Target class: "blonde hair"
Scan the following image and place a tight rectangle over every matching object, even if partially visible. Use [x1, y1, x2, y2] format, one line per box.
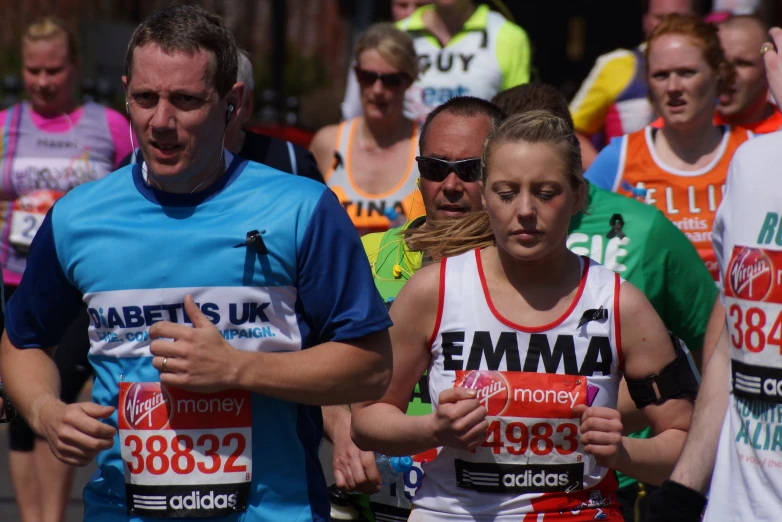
[23, 17, 80, 65]
[354, 23, 418, 81]
[407, 110, 584, 262]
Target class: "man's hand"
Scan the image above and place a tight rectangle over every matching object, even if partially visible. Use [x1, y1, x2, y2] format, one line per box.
[763, 28, 782, 107]
[430, 387, 488, 451]
[37, 397, 116, 466]
[574, 405, 626, 469]
[150, 295, 241, 392]
[330, 408, 382, 494]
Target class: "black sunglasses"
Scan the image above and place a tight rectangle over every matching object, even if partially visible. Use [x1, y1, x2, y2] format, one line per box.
[416, 156, 482, 182]
[355, 67, 409, 88]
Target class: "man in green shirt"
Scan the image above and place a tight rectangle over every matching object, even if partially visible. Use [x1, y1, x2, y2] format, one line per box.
[322, 96, 506, 521]
[493, 84, 715, 522]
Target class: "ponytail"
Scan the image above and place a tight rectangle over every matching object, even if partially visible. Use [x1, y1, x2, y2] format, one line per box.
[405, 212, 493, 262]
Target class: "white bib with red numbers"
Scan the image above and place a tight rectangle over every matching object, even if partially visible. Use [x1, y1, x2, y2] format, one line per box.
[411, 250, 624, 521]
[118, 382, 251, 518]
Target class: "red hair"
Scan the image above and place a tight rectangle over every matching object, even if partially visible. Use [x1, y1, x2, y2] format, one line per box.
[645, 13, 735, 93]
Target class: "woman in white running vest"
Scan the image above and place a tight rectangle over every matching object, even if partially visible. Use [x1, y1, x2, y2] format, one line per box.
[352, 111, 694, 521]
[311, 23, 424, 236]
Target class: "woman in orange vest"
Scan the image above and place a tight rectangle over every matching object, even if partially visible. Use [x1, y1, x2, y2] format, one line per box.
[310, 23, 424, 235]
[585, 13, 751, 281]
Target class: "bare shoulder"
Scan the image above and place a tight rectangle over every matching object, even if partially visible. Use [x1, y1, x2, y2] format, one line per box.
[309, 124, 340, 175]
[391, 262, 443, 325]
[618, 280, 675, 378]
[309, 124, 339, 155]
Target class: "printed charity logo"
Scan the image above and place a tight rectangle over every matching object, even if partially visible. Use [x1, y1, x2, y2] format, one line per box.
[457, 370, 510, 416]
[123, 382, 172, 430]
[728, 247, 772, 301]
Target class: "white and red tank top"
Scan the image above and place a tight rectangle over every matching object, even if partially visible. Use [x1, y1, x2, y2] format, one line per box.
[412, 249, 625, 521]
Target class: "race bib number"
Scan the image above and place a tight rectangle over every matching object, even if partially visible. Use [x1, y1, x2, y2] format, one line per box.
[725, 246, 782, 402]
[118, 382, 252, 518]
[453, 370, 591, 494]
[9, 189, 64, 252]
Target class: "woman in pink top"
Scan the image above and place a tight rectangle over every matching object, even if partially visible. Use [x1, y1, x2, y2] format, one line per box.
[0, 17, 132, 522]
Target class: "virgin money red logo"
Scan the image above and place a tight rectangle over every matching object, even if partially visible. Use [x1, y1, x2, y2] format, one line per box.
[458, 370, 510, 416]
[14, 189, 65, 213]
[123, 382, 171, 430]
[729, 247, 772, 301]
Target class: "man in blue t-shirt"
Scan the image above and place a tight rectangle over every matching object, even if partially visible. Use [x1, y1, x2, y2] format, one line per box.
[0, 6, 392, 522]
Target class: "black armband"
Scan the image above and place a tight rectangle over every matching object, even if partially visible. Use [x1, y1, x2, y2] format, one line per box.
[648, 480, 707, 522]
[626, 333, 699, 409]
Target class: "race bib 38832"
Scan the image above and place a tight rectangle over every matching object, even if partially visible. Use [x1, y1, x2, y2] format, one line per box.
[118, 382, 252, 518]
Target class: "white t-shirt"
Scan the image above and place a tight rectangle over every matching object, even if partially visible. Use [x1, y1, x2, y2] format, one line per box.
[706, 132, 782, 521]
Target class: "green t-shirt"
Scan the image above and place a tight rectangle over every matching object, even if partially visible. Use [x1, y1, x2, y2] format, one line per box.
[568, 184, 717, 489]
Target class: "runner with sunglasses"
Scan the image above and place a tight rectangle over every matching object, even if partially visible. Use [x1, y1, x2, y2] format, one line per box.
[323, 96, 505, 521]
[311, 23, 425, 236]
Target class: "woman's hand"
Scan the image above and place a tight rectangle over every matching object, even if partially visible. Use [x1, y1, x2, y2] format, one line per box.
[429, 387, 489, 451]
[574, 404, 626, 470]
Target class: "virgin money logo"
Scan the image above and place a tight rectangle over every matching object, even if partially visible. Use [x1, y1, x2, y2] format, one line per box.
[14, 189, 64, 212]
[124, 383, 171, 430]
[729, 247, 772, 300]
[458, 371, 509, 416]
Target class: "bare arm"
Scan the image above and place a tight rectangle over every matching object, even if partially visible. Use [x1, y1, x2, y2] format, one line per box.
[0, 334, 60, 434]
[352, 264, 488, 457]
[351, 265, 439, 456]
[596, 283, 694, 485]
[235, 331, 391, 405]
[700, 298, 725, 368]
[323, 403, 382, 493]
[669, 302, 730, 493]
[0, 333, 115, 466]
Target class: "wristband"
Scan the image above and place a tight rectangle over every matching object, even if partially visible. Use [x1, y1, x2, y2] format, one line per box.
[648, 480, 707, 522]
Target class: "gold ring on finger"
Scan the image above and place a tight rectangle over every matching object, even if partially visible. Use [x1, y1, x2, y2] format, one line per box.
[162, 357, 168, 373]
[761, 42, 775, 55]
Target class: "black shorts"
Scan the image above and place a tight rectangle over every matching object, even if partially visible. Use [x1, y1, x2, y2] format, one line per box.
[4, 285, 93, 452]
[615, 482, 658, 522]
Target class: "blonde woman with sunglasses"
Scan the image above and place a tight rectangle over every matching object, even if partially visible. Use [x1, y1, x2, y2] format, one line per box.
[311, 23, 425, 236]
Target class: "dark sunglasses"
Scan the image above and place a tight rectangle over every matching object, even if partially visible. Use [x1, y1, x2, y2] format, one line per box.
[416, 156, 482, 182]
[355, 67, 409, 88]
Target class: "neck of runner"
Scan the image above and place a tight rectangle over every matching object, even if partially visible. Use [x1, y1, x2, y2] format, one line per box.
[723, 92, 775, 126]
[30, 98, 79, 118]
[427, 2, 477, 44]
[360, 113, 410, 149]
[658, 120, 723, 166]
[148, 146, 226, 194]
[490, 243, 581, 292]
[227, 128, 246, 156]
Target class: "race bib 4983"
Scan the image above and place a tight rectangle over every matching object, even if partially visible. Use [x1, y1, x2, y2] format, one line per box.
[118, 382, 252, 518]
[452, 371, 593, 495]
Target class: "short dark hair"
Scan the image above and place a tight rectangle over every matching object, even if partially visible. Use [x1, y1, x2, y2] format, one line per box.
[124, 5, 238, 98]
[492, 84, 574, 130]
[419, 96, 506, 153]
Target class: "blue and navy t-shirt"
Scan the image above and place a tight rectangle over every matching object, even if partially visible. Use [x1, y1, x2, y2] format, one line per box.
[6, 155, 391, 522]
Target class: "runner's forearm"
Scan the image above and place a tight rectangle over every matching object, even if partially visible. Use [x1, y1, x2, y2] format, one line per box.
[322, 405, 351, 443]
[616, 428, 688, 485]
[351, 402, 437, 456]
[235, 331, 392, 405]
[700, 299, 725, 368]
[669, 325, 730, 493]
[0, 333, 61, 434]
